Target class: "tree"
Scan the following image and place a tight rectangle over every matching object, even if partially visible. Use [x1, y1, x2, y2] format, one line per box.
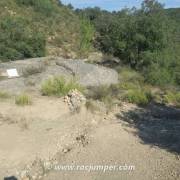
[85, 0, 169, 68]
[67, 3, 73, 10]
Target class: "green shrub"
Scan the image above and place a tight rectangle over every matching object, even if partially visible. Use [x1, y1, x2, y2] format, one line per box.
[174, 63, 180, 85]
[145, 65, 173, 86]
[0, 46, 22, 61]
[85, 85, 116, 112]
[0, 91, 10, 99]
[79, 18, 94, 56]
[163, 91, 180, 106]
[118, 67, 144, 84]
[124, 89, 151, 106]
[15, 94, 32, 106]
[86, 85, 111, 101]
[0, 16, 46, 62]
[119, 82, 141, 91]
[22, 65, 45, 77]
[41, 76, 83, 97]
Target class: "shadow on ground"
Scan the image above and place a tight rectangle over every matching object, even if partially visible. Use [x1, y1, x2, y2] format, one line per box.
[116, 103, 180, 154]
[4, 176, 18, 180]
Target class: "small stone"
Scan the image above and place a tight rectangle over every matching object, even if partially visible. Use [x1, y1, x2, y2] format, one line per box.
[62, 148, 71, 153]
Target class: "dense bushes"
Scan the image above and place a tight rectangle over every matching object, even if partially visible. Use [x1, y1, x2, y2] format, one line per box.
[77, 1, 168, 67]
[145, 65, 173, 86]
[77, 0, 180, 86]
[0, 0, 85, 61]
[0, 17, 46, 62]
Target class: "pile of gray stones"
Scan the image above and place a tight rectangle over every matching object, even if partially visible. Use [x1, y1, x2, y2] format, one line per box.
[64, 89, 86, 112]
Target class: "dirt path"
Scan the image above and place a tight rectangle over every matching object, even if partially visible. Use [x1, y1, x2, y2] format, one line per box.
[0, 96, 180, 180]
[0, 96, 102, 178]
[43, 119, 180, 180]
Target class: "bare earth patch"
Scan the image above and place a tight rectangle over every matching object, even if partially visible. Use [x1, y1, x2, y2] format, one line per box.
[0, 94, 103, 179]
[0, 95, 180, 180]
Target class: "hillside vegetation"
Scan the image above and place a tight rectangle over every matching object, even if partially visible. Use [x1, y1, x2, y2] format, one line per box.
[0, 0, 179, 105]
[0, 0, 94, 62]
[76, 1, 180, 87]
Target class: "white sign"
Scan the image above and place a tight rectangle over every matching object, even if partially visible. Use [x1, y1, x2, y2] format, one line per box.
[6, 69, 19, 78]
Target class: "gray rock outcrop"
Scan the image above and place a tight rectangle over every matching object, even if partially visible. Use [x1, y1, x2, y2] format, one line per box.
[0, 57, 118, 94]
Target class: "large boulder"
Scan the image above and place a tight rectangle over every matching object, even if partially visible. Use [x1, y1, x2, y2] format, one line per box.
[0, 57, 119, 94]
[55, 58, 118, 87]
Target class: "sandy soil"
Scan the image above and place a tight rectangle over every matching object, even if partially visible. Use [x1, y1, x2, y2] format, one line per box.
[43, 123, 180, 180]
[0, 94, 105, 179]
[0, 95, 180, 180]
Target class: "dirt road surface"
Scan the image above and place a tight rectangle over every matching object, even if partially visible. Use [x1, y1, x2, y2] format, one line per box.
[0, 96, 180, 180]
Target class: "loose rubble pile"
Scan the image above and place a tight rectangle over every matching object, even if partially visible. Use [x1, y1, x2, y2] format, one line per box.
[64, 89, 86, 112]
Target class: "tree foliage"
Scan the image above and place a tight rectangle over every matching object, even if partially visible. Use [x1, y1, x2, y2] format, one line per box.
[76, 0, 180, 86]
[0, 17, 46, 62]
